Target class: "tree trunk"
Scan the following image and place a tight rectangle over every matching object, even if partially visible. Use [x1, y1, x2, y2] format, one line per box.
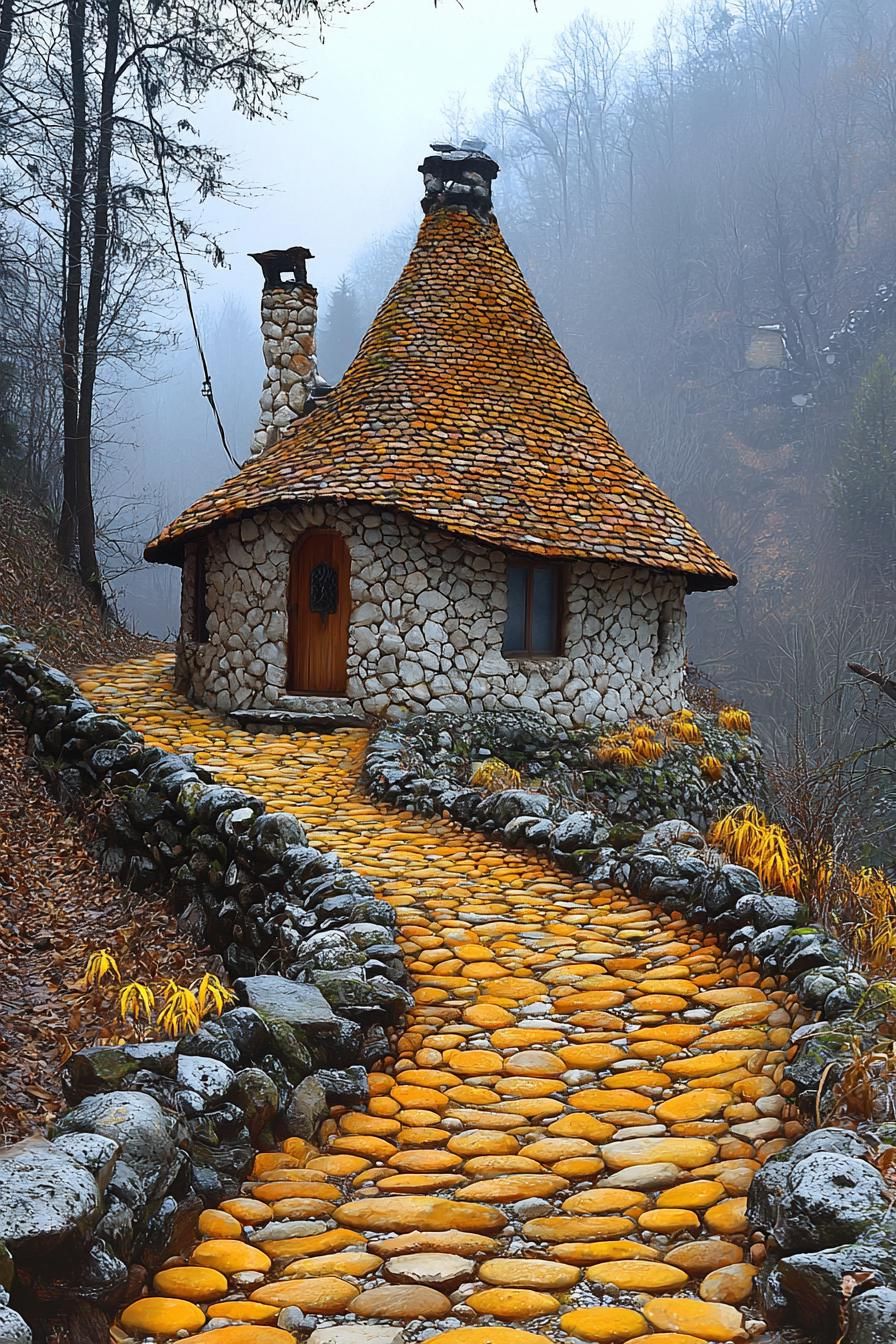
[74, 0, 120, 602]
[0, 0, 15, 76]
[57, 0, 87, 564]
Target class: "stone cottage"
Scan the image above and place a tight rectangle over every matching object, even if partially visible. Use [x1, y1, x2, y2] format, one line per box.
[144, 142, 735, 729]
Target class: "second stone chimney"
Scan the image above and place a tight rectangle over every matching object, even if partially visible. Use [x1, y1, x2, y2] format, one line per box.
[419, 139, 500, 223]
[248, 246, 329, 459]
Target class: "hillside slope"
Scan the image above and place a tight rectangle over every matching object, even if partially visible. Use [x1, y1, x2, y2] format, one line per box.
[0, 487, 158, 669]
[0, 706, 212, 1141]
[0, 489, 196, 1141]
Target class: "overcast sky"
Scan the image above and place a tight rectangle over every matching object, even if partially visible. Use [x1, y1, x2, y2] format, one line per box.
[198, 0, 669, 307]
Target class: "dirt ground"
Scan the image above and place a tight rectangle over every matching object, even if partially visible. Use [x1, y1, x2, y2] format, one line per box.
[0, 702, 213, 1142]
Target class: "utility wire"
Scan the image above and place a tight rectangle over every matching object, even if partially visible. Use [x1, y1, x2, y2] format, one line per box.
[131, 22, 241, 472]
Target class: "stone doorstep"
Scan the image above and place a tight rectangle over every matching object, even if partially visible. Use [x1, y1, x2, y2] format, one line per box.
[228, 696, 367, 733]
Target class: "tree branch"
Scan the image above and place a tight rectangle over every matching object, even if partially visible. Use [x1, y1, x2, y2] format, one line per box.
[848, 662, 896, 705]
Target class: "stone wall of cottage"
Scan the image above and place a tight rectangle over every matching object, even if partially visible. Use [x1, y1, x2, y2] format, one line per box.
[177, 503, 687, 727]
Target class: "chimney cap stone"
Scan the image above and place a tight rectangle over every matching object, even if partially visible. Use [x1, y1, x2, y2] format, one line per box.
[250, 246, 314, 289]
[419, 141, 499, 222]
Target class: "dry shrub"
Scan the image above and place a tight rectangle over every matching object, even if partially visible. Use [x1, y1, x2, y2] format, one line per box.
[684, 664, 728, 714]
[708, 803, 802, 897]
[710, 804, 896, 972]
[828, 1036, 896, 1124]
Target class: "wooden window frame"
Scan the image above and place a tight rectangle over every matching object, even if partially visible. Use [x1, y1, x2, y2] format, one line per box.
[192, 540, 210, 644]
[503, 556, 566, 657]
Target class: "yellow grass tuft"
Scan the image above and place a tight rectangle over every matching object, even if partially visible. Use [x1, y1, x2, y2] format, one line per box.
[595, 741, 641, 768]
[470, 757, 523, 793]
[698, 754, 724, 781]
[117, 981, 155, 1026]
[848, 869, 896, 973]
[633, 736, 666, 762]
[84, 949, 120, 987]
[595, 708, 727, 768]
[707, 803, 802, 898]
[195, 973, 237, 1017]
[718, 705, 752, 734]
[709, 808, 896, 973]
[157, 982, 202, 1037]
[666, 717, 704, 745]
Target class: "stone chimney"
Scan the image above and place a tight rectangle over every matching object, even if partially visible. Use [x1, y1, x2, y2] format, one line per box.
[419, 139, 500, 223]
[248, 246, 330, 459]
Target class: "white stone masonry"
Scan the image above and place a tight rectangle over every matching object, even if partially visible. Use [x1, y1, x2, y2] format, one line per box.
[177, 503, 688, 729]
[249, 283, 322, 459]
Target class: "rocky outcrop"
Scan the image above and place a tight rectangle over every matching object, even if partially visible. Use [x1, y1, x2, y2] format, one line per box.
[748, 1131, 896, 1341]
[365, 705, 762, 834]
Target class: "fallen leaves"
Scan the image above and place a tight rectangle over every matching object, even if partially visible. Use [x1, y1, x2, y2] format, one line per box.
[0, 702, 217, 1142]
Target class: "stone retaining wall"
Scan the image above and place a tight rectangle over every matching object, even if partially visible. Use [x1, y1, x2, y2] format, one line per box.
[177, 501, 687, 726]
[366, 705, 764, 833]
[0, 630, 411, 1342]
[365, 720, 896, 1344]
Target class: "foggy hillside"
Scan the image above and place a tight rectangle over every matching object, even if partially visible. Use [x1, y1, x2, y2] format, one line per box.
[98, 300, 263, 635]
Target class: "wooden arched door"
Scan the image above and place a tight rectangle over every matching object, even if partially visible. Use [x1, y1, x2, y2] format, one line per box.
[288, 530, 351, 695]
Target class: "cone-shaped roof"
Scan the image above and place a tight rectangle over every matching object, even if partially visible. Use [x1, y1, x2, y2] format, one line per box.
[145, 207, 734, 591]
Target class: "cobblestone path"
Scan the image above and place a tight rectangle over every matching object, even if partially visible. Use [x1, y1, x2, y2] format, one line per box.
[82, 655, 801, 1344]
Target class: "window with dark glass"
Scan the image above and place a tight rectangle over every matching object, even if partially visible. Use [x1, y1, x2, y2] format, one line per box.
[503, 559, 564, 655]
[193, 541, 209, 643]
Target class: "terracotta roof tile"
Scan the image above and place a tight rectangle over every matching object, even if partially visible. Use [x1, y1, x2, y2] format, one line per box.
[145, 209, 735, 591]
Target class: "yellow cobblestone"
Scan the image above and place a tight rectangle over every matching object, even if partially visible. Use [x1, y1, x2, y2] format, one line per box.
[82, 656, 791, 1342]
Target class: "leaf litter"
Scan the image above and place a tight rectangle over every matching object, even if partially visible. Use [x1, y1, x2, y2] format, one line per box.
[0, 700, 217, 1142]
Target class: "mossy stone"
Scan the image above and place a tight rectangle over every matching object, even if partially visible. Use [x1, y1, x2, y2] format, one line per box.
[264, 1019, 313, 1083]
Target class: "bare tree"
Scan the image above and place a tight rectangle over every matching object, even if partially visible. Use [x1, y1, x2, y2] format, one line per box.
[1, 0, 359, 600]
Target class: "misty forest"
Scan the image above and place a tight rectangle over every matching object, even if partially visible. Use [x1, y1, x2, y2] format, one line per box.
[1, 2, 896, 1343]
